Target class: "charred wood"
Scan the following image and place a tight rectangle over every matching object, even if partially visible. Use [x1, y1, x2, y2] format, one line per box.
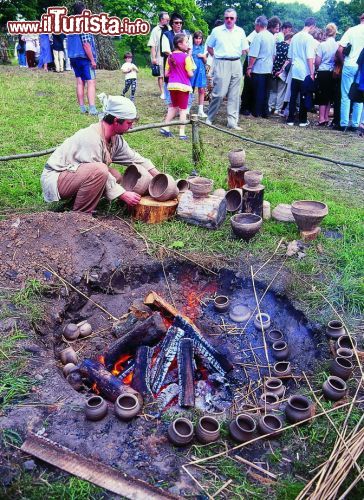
[144, 291, 180, 320]
[130, 346, 153, 397]
[118, 360, 135, 382]
[178, 338, 195, 407]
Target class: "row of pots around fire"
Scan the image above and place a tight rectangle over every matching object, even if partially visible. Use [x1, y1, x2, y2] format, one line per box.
[122, 148, 328, 241]
[58, 316, 356, 446]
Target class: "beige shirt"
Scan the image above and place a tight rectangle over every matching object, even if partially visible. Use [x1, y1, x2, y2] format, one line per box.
[41, 123, 155, 202]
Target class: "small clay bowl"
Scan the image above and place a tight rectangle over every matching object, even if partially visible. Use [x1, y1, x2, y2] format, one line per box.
[230, 213, 262, 242]
[336, 348, 353, 360]
[291, 200, 328, 232]
[259, 392, 279, 411]
[229, 414, 256, 443]
[176, 179, 190, 192]
[272, 340, 289, 361]
[244, 170, 263, 188]
[115, 393, 142, 421]
[329, 357, 354, 381]
[63, 323, 79, 341]
[189, 176, 213, 199]
[228, 148, 246, 167]
[267, 329, 284, 343]
[326, 320, 346, 340]
[257, 414, 283, 438]
[225, 189, 242, 212]
[195, 416, 220, 444]
[335, 335, 357, 351]
[167, 418, 194, 446]
[322, 376, 347, 401]
[273, 361, 292, 377]
[77, 320, 92, 338]
[254, 313, 271, 331]
[214, 295, 230, 313]
[285, 395, 313, 424]
[85, 395, 108, 421]
[229, 304, 250, 323]
[63, 362, 78, 377]
[60, 347, 78, 365]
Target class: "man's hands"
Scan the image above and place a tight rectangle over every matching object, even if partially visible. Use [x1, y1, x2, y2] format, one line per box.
[91, 60, 97, 69]
[120, 191, 141, 206]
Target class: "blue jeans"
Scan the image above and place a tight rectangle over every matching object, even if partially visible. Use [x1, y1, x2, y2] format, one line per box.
[340, 65, 363, 127]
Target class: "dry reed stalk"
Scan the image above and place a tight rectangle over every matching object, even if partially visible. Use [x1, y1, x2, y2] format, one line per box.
[182, 465, 214, 500]
[160, 259, 176, 308]
[234, 456, 277, 480]
[211, 479, 233, 498]
[252, 238, 284, 277]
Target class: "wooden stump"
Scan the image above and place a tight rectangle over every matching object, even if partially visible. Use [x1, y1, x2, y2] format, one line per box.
[242, 185, 265, 217]
[176, 191, 227, 229]
[228, 166, 248, 189]
[132, 196, 178, 224]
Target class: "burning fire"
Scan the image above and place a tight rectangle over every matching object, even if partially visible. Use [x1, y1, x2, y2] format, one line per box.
[112, 353, 132, 376]
[179, 275, 217, 321]
[91, 382, 100, 394]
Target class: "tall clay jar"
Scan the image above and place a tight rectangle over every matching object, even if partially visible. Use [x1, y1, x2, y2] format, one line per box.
[322, 376, 347, 401]
[326, 320, 346, 340]
[285, 395, 313, 424]
[85, 395, 108, 421]
[228, 149, 246, 167]
[167, 418, 194, 446]
[115, 393, 142, 421]
[329, 357, 353, 381]
[196, 416, 220, 444]
[229, 414, 256, 443]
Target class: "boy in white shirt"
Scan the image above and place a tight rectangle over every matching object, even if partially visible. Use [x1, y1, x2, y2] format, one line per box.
[121, 52, 138, 101]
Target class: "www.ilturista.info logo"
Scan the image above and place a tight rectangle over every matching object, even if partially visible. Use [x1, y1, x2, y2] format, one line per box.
[7, 6, 150, 36]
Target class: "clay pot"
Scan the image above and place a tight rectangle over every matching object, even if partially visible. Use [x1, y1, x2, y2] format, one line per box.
[229, 304, 250, 323]
[264, 378, 285, 398]
[322, 376, 347, 401]
[330, 357, 353, 381]
[291, 200, 328, 232]
[67, 371, 83, 391]
[213, 188, 226, 198]
[60, 347, 77, 365]
[272, 340, 289, 361]
[63, 363, 78, 377]
[336, 348, 353, 360]
[257, 414, 283, 437]
[225, 189, 243, 212]
[285, 395, 313, 424]
[229, 414, 256, 443]
[195, 416, 220, 444]
[189, 176, 213, 198]
[63, 323, 79, 341]
[326, 320, 346, 340]
[121, 165, 152, 195]
[149, 173, 179, 201]
[167, 418, 194, 446]
[259, 392, 279, 411]
[85, 395, 108, 421]
[335, 335, 357, 351]
[273, 361, 292, 377]
[267, 329, 284, 343]
[230, 213, 262, 242]
[228, 148, 246, 167]
[77, 320, 92, 338]
[176, 179, 190, 192]
[115, 393, 142, 421]
[254, 313, 271, 331]
[244, 170, 263, 188]
[214, 295, 230, 313]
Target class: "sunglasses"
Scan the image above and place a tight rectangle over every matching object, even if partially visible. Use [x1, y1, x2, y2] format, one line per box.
[225, 17, 235, 20]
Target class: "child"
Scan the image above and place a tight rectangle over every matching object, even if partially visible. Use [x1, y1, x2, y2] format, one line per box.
[191, 31, 207, 117]
[160, 34, 194, 140]
[121, 52, 138, 101]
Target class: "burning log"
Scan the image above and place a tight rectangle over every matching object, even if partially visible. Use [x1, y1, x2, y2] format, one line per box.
[105, 312, 167, 371]
[118, 360, 134, 382]
[144, 291, 180, 320]
[150, 327, 185, 394]
[130, 346, 153, 397]
[173, 316, 233, 376]
[178, 338, 195, 407]
[79, 359, 137, 402]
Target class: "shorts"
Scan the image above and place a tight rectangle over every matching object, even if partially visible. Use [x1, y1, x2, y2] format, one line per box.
[70, 57, 96, 81]
[169, 90, 189, 110]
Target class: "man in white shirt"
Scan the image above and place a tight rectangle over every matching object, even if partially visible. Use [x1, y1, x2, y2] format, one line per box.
[337, 13, 364, 131]
[287, 17, 316, 126]
[147, 11, 170, 99]
[22, 35, 38, 68]
[206, 8, 249, 130]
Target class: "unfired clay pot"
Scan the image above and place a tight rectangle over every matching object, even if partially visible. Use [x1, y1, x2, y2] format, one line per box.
[264, 377, 285, 398]
[63, 363, 78, 377]
[336, 347, 353, 360]
[259, 392, 279, 411]
[229, 414, 256, 443]
[167, 418, 194, 446]
[225, 189, 242, 212]
[257, 414, 283, 437]
[322, 376, 347, 401]
[67, 371, 83, 391]
[273, 361, 292, 377]
[291, 200, 328, 232]
[214, 295, 230, 313]
[229, 304, 250, 323]
[329, 357, 353, 381]
[189, 176, 213, 198]
[285, 395, 313, 424]
[60, 347, 78, 365]
[228, 149, 246, 167]
[63, 323, 79, 341]
[267, 330, 284, 343]
[122, 165, 152, 195]
[335, 335, 357, 351]
[115, 393, 142, 421]
[149, 173, 179, 201]
[272, 340, 289, 361]
[231, 213, 262, 242]
[254, 313, 271, 331]
[326, 320, 346, 339]
[244, 170, 263, 188]
[78, 320, 92, 338]
[196, 416, 220, 444]
[176, 179, 190, 192]
[85, 395, 108, 421]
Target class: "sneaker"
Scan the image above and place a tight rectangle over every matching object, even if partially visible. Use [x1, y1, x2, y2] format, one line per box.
[179, 135, 189, 141]
[89, 106, 98, 116]
[160, 129, 174, 138]
[286, 122, 294, 126]
[274, 109, 280, 115]
[299, 121, 310, 127]
[205, 119, 212, 125]
[347, 126, 358, 132]
[198, 110, 207, 118]
[80, 105, 88, 114]
[160, 93, 165, 99]
[228, 125, 242, 131]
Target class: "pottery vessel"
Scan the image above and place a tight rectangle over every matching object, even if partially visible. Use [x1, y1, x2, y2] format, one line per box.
[257, 414, 283, 437]
[272, 340, 289, 361]
[336, 348, 353, 360]
[149, 173, 179, 201]
[85, 395, 108, 421]
[60, 347, 78, 365]
[329, 357, 353, 381]
[273, 361, 292, 377]
[213, 188, 226, 198]
[230, 213, 262, 242]
[285, 395, 313, 424]
[167, 418, 194, 446]
[115, 393, 142, 421]
[176, 179, 190, 192]
[63, 323, 79, 341]
[77, 320, 92, 338]
[122, 165, 153, 195]
[267, 330, 284, 343]
[63, 363, 78, 377]
[214, 295, 230, 313]
[229, 414, 256, 443]
[225, 189, 243, 212]
[322, 376, 347, 401]
[228, 148, 246, 167]
[195, 416, 220, 444]
[326, 320, 346, 340]
[259, 392, 279, 411]
[291, 200, 328, 232]
[67, 371, 83, 391]
[244, 170, 263, 188]
[264, 378, 285, 398]
[335, 335, 357, 351]
[229, 304, 250, 323]
[254, 313, 271, 331]
[189, 176, 213, 198]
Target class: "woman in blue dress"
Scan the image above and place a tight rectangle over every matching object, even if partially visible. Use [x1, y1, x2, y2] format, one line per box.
[38, 34, 53, 71]
[191, 31, 207, 117]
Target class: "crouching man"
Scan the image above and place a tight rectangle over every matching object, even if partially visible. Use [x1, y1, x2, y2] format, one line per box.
[41, 95, 160, 213]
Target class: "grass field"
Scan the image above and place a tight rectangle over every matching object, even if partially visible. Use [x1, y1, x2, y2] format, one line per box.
[0, 64, 363, 498]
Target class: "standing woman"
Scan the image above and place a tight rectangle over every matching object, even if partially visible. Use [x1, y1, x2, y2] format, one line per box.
[38, 34, 53, 71]
[191, 31, 207, 117]
[315, 23, 338, 125]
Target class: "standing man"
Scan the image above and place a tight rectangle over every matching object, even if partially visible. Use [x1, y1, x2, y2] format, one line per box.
[67, 2, 98, 115]
[337, 13, 364, 132]
[206, 8, 248, 130]
[51, 33, 66, 72]
[22, 35, 38, 68]
[148, 11, 170, 99]
[286, 17, 316, 127]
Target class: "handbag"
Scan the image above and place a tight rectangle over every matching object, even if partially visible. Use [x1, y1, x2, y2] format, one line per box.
[348, 70, 364, 103]
[151, 63, 160, 77]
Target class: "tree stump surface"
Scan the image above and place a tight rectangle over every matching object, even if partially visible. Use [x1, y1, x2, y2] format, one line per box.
[242, 185, 265, 218]
[132, 196, 178, 224]
[228, 166, 248, 189]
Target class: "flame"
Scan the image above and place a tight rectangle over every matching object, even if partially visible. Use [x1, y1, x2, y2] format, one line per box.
[91, 382, 100, 394]
[179, 274, 218, 321]
[98, 355, 105, 365]
[112, 353, 132, 376]
[123, 372, 134, 385]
